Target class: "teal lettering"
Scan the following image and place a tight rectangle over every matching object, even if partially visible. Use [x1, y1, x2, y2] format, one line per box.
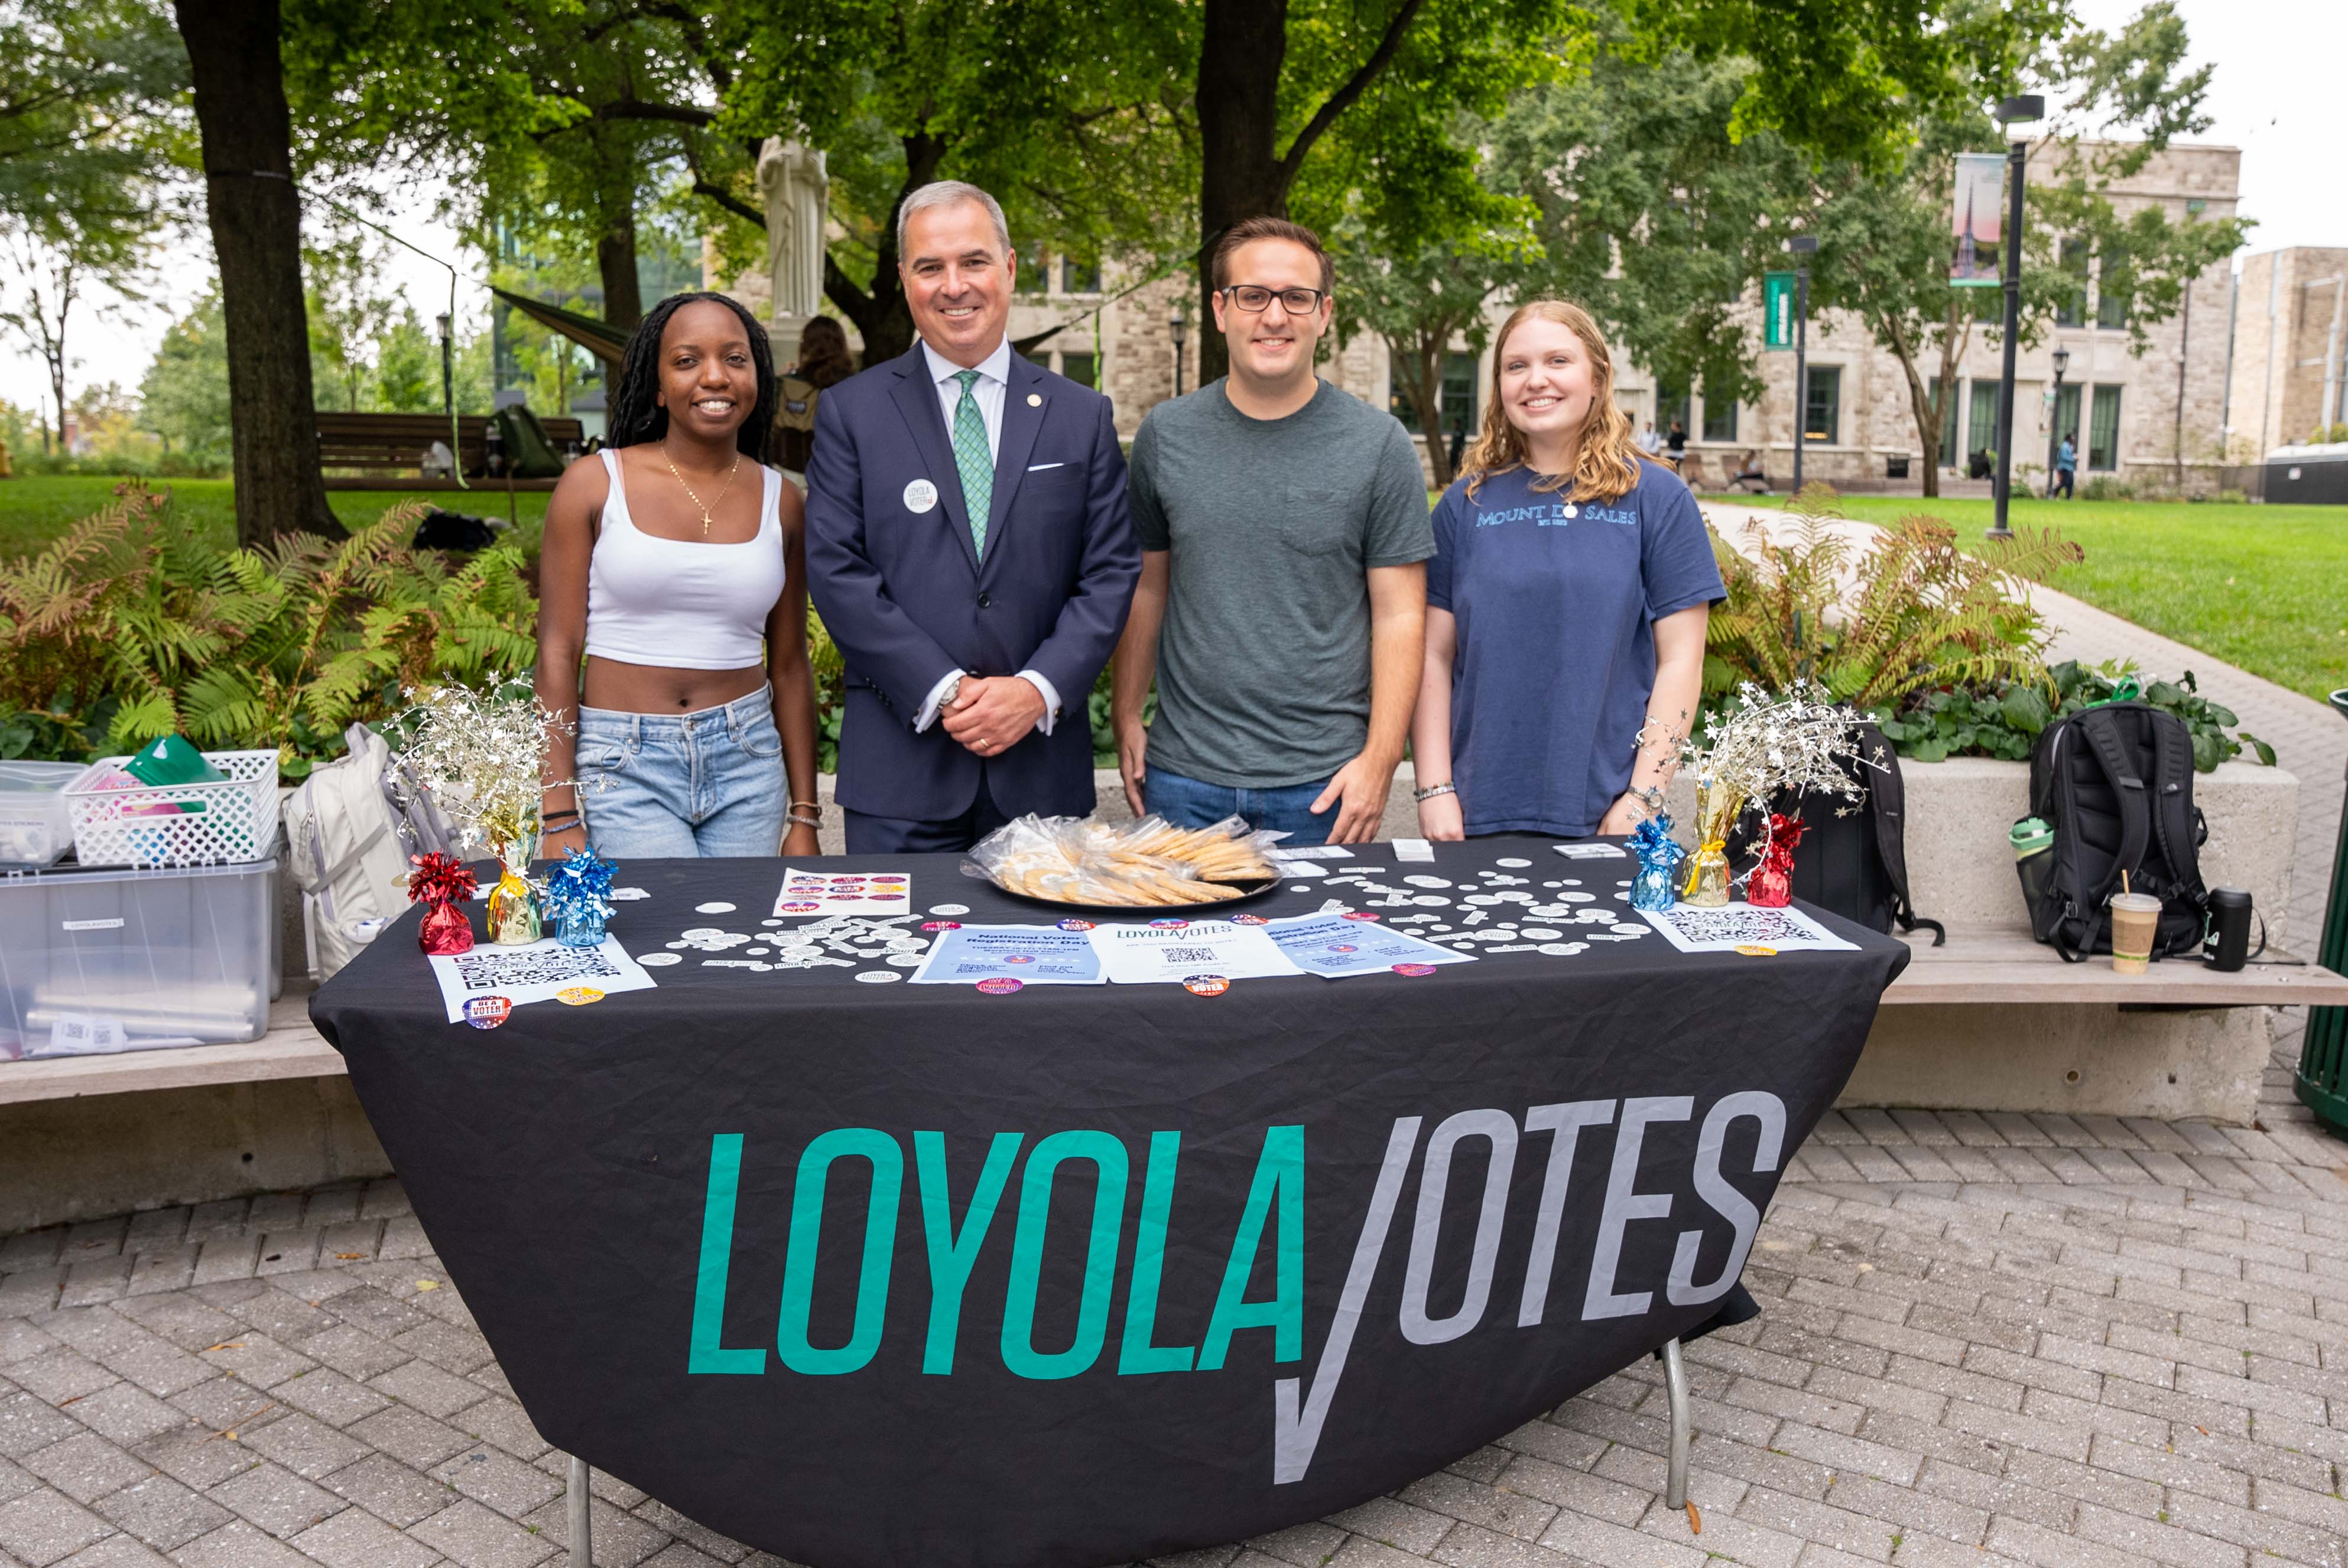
[1198, 1125, 1304, 1369]
[1118, 1132, 1196, 1374]
[914, 1131, 1022, 1374]
[1001, 1130, 1128, 1380]
[776, 1128, 902, 1375]
[687, 1134, 765, 1375]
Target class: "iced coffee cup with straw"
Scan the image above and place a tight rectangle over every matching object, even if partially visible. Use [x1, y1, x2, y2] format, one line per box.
[2109, 869, 2161, 975]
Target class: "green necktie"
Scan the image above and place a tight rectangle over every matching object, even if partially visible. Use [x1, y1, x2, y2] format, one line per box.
[950, 369, 992, 558]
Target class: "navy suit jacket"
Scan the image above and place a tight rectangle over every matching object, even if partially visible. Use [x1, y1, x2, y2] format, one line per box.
[805, 346, 1141, 821]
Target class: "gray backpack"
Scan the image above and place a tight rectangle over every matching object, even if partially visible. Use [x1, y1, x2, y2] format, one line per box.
[285, 723, 455, 980]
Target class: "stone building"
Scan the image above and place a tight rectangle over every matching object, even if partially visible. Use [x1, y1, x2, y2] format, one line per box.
[1606, 140, 2244, 495]
[2225, 247, 2348, 454]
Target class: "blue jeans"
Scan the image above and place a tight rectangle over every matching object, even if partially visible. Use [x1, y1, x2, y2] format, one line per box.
[577, 687, 786, 858]
[1143, 766, 1337, 847]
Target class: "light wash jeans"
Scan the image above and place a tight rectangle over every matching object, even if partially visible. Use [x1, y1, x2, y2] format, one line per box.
[577, 687, 786, 858]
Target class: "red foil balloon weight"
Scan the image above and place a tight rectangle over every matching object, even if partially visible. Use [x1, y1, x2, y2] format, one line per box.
[407, 853, 479, 956]
[1747, 814, 1805, 908]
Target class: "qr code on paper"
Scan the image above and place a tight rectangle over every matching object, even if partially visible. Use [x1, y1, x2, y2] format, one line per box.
[1158, 946, 1219, 965]
[1655, 906, 1819, 946]
[452, 945, 623, 994]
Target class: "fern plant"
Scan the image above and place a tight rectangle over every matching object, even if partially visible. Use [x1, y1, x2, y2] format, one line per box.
[0, 483, 539, 776]
[1704, 483, 2084, 711]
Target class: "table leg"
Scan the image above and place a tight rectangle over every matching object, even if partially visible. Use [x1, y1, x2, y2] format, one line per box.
[569, 1455, 593, 1565]
[1659, 1336, 1691, 1510]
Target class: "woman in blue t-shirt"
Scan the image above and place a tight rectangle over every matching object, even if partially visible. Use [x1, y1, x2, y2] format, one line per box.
[1411, 299, 1725, 840]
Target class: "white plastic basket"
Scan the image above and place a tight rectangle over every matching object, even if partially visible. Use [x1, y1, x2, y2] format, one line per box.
[64, 749, 282, 868]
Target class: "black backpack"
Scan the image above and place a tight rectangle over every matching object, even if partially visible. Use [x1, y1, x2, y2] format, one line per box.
[1726, 721, 1944, 943]
[2024, 702, 2210, 962]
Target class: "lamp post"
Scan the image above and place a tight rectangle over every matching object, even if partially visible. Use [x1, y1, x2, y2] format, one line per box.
[436, 311, 455, 426]
[2044, 344, 2070, 497]
[1170, 302, 1188, 398]
[1788, 235, 1818, 493]
[1986, 93, 2044, 539]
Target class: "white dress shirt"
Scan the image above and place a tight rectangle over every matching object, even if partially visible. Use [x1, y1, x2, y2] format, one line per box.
[911, 334, 1063, 737]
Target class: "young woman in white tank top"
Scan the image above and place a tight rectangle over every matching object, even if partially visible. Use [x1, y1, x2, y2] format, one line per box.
[534, 292, 823, 860]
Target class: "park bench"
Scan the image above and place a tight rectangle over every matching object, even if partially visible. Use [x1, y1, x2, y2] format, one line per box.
[316, 411, 586, 491]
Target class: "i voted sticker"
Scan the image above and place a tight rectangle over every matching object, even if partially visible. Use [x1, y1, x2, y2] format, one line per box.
[1183, 975, 1230, 997]
[1392, 963, 1438, 977]
[976, 976, 1023, 995]
[904, 478, 940, 513]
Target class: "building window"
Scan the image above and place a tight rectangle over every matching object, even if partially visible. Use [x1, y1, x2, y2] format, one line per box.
[1389, 352, 1480, 434]
[2056, 239, 2089, 328]
[1058, 351, 1097, 389]
[2053, 382, 2082, 456]
[2095, 248, 2129, 330]
[1015, 243, 1048, 295]
[1937, 382, 1959, 464]
[1701, 389, 1738, 443]
[1060, 255, 1101, 294]
[1967, 379, 2000, 460]
[1804, 366, 1841, 444]
[1656, 380, 1691, 439]
[2088, 385, 2121, 470]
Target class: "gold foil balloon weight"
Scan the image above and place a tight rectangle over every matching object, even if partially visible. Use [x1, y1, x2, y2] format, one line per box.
[1682, 778, 1738, 907]
[489, 841, 542, 946]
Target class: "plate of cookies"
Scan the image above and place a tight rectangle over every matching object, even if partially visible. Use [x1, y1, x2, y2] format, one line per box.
[963, 814, 1285, 913]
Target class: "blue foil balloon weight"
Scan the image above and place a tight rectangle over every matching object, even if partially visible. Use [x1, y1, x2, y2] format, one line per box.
[555, 904, 608, 948]
[543, 846, 617, 949]
[1629, 815, 1687, 912]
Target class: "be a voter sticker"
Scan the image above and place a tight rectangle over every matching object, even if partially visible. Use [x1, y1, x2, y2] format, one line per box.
[464, 996, 511, 1029]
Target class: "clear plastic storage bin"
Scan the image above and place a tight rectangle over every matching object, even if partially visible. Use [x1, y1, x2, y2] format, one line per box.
[0, 858, 281, 1061]
[0, 762, 86, 870]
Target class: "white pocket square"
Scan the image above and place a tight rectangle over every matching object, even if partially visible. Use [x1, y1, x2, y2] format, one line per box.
[1025, 461, 1066, 472]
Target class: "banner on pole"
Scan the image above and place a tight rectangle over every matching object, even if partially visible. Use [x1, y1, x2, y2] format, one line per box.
[1950, 153, 2004, 287]
[1764, 271, 1796, 348]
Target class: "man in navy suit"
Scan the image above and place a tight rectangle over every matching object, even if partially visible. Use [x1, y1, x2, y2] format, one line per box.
[806, 181, 1142, 853]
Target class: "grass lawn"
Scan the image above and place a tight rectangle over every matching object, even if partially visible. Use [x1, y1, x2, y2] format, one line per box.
[0, 473, 550, 559]
[1732, 493, 2346, 704]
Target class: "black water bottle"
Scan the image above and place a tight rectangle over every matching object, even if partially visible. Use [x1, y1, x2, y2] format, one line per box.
[2206, 887, 2252, 972]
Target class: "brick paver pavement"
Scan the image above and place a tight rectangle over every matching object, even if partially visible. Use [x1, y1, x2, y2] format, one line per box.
[3, 1105, 2344, 1568]
[4, 525, 2342, 1568]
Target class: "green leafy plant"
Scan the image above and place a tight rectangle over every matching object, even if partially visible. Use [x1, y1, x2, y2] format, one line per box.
[1704, 483, 2083, 708]
[1875, 659, 2275, 772]
[0, 482, 538, 776]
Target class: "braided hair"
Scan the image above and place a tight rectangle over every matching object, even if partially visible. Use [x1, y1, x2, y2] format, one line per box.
[605, 292, 777, 460]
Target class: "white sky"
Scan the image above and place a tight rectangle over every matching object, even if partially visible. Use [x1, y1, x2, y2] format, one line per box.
[5, 0, 2345, 415]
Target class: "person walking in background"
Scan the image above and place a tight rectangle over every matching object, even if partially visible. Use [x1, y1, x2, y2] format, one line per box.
[534, 292, 822, 860]
[1664, 417, 1688, 470]
[2050, 431, 2077, 498]
[1411, 298, 1723, 843]
[1637, 419, 1661, 456]
[804, 180, 1139, 854]
[772, 315, 856, 475]
[1111, 217, 1431, 847]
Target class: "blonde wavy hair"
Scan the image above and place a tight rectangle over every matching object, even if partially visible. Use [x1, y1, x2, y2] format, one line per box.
[1463, 298, 1651, 505]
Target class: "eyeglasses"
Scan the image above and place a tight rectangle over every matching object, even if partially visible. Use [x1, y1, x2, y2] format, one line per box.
[1219, 284, 1327, 314]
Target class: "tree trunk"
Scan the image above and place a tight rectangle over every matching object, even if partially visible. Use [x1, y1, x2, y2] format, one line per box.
[593, 132, 644, 331]
[44, 271, 69, 457]
[1883, 311, 1940, 500]
[1388, 328, 1452, 489]
[1195, 0, 1290, 386]
[824, 131, 944, 366]
[174, 0, 343, 548]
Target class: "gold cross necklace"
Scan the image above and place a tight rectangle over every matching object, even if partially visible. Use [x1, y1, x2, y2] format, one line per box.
[660, 443, 742, 537]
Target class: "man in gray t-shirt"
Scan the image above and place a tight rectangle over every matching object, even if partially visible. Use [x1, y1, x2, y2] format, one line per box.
[1111, 219, 1432, 845]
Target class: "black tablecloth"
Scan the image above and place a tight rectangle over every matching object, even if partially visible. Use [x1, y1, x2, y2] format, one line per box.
[312, 841, 1908, 1568]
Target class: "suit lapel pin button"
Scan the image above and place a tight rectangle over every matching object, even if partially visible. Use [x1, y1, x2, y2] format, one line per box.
[1027, 393, 1043, 407]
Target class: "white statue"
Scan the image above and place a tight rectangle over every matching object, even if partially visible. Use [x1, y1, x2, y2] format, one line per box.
[758, 139, 829, 327]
